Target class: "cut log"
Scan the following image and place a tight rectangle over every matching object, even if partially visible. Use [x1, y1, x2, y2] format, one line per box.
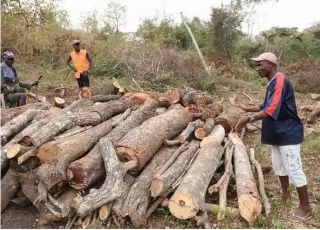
[90, 95, 120, 103]
[169, 125, 225, 219]
[164, 139, 180, 146]
[178, 119, 204, 143]
[7, 144, 33, 159]
[67, 145, 103, 190]
[99, 204, 112, 221]
[1, 102, 51, 125]
[229, 133, 262, 223]
[54, 97, 66, 109]
[187, 104, 203, 116]
[164, 89, 181, 104]
[151, 140, 200, 197]
[60, 88, 66, 98]
[18, 148, 37, 165]
[73, 138, 136, 217]
[1, 169, 20, 213]
[155, 107, 167, 115]
[195, 118, 215, 140]
[79, 87, 92, 99]
[37, 121, 113, 193]
[307, 109, 320, 124]
[112, 174, 135, 216]
[73, 111, 102, 126]
[121, 146, 177, 227]
[156, 97, 172, 108]
[62, 99, 94, 113]
[113, 81, 125, 95]
[1, 109, 38, 145]
[129, 93, 151, 105]
[204, 203, 239, 217]
[201, 102, 223, 121]
[182, 91, 207, 107]
[310, 93, 320, 100]
[110, 108, 132, 127]
[117, 107, 192, 174]
[49, 107, 62, 113]
[215, 114, 240, 134]
[249, 148, 271, 215]
[54, 126, 92, 140]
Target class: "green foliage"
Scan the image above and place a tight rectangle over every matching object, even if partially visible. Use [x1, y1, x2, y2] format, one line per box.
[93, 55, 124, 79]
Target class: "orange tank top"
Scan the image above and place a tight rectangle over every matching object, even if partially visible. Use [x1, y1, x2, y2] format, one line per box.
[70, 49, 89, 78]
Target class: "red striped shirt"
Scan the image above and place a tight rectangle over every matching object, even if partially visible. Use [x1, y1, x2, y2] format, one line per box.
[265, 73, 285, 115]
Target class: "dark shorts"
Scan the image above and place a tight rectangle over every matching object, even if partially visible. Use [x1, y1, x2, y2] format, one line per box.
[76, 71, 90, 88]
[4, 88, 27, 108]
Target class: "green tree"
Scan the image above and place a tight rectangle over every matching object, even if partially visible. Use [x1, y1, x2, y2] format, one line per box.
[103, 1, 127, 36]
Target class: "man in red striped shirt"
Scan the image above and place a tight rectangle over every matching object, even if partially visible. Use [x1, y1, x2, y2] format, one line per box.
[235, 52, 312, 220]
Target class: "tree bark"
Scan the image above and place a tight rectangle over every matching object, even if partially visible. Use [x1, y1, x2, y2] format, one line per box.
[1, 102, 51, 125]
[117, 107, 192, 174]
[73, 138, 136, 217]
[155, 107, 167, 115]
[178, 119, 204, 143]
[90, 95, 120, 103]
[151, 140, 200, 197]
[182, 91, 207, 107]
[37, 121, 113, 193]
[201, 102, 222, 121]
[121, 146, 177, 227]
[1, 169, 20, 213]
[1, 109, 38, 145]
[195, 118, 215, 140]
[54, 126, 92, 140]
[229, 133, 262, 223]
[169, 125, 225, 219]
[215, 114, 240, 134]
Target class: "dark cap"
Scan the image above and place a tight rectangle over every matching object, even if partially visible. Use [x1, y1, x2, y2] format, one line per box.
[2, 51, 15, 59]
[73, 40, 80, 45]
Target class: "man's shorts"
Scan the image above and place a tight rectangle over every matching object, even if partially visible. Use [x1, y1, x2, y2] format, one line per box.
[76, 71, 90, 88]
[271, 144, 307, 187]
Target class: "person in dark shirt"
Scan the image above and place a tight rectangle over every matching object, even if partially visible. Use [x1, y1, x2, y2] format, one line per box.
[1, 51, 38, 107]
[235, 52, 312, 220]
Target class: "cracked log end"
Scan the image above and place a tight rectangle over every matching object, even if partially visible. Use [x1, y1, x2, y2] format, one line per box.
[168, 193, 197, 219]
[150, 178, 164, 198]
[116, 147, 139, 174]
[67, 167, 89, 190]
[194, 128, 206, 140]
[238, 194, 262, 223]
[38, 143, 62, 164]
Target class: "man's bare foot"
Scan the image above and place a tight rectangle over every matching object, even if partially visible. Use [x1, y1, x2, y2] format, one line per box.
[292, 206, 312, 221]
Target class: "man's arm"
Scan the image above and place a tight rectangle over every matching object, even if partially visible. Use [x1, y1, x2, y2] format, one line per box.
[238, 104, 261, 112]
[67, 55, 76, 72]
[86, 52, 92, 71]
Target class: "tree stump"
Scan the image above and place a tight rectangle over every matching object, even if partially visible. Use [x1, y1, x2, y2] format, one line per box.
[54, 97, 66, 109]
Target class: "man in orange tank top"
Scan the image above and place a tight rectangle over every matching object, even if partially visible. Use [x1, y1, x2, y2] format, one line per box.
[67, 40, 92, 89]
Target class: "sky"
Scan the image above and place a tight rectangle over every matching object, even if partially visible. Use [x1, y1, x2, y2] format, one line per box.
[59, 0, 320, 35]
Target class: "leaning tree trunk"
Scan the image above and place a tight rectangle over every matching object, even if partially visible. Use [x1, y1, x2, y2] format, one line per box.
[73, 138, 137, 217]
[67, 100, 158, 190]
[195, 118, 215, 140]
[37, 121, 113, 193]
[1, 169, 20, 213]
[117, 107, 192, 174]
[169, 125, 225, 219]
[1, 102, 51, 125]
[151, 140, 200, 197]
[1, 109, 38, 145]
[121, 146, 177, 227]
[229, 133, 262, 223]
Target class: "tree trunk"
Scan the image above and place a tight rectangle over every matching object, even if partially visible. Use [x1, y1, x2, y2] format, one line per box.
[155, 107, 167, 115]
[1, 109, 38, 145]
[121, 146, 177, 227]
[201, 102, 222, 121]
[164, 89, 181, 104]
[37, 121, 113, 193]
[229, 133, 262, 223]
[73, 111, 102, 126]
[1, 102, 51, 125]
[112, 174, 135, 216]
[67, 144, 104, 190]
[195, 118, 215, 140]
[215, 114, 240, 134]
[7, 144, 33, 159]
[106, 99, 158, 145]
[169, 125, 225, 219]
[178, 120, 203, 143]
[90, 95, 120, 103]
[117, 107, 192, 174]
[151, 140, 200, 197]
[1, 169, 20, 213]
[54, 126, 92, 141]
[73, 138, 136, 217]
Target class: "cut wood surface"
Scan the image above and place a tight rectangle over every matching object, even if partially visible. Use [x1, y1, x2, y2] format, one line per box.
[0, 102, 51, 125]
[122, 146, 177, 227]
[195, 118, 215, 140]
[178, 119, 204, 143]
[151, 140, 200, 197]
[73, 138, 133, 217]
[1, 169, 20, 213]
[229, 133, 262, 223]
[249, 148, 271, 215]
[215, 114, 240, 134]
[7, 144, 33, 159]
[129, 93, 151, 105]
[201, 102, 222, 121]
[169, 125, 225, 219]
[117, 107, 192, 174]
[182, 91, 208, 107]
[90, 95, 120, 103]
[1, 109, 38, 145]
[164, 89, 181, 104]
[54, 97, 66, 109]
[49, 107, 62, 113]
[37, 121, 113, 193]
[18, 148, 37, 165]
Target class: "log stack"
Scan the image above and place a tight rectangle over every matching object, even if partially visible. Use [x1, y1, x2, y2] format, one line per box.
[1, 88, 268, 228]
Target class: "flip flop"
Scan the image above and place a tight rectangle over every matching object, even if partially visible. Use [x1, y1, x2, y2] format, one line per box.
[292, 211, 312, 221]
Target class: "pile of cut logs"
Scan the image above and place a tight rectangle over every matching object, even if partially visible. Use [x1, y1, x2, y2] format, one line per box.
[1, 85, 270, 228]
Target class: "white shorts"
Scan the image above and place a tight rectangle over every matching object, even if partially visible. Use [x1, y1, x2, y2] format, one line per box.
[271, 144, 307, 187]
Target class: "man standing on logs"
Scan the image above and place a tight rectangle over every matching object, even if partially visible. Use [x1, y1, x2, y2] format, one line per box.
[1, 51, 39, 108]
[235, 52, 312, 220]
[66, 40, 92, 90]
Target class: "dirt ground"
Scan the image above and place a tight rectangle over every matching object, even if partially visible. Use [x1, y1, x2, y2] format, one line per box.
[1, 81, 320, 229]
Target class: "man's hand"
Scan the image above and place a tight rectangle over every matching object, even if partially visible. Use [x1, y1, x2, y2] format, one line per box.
[235, 116, 250, 133]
